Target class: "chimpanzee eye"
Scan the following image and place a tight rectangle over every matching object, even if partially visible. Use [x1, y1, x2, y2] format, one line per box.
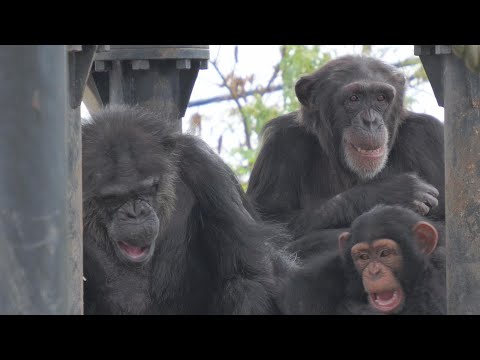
[377, 94, 385, 101]
[380, 249, 391, 257]
[359, 253, 369, 260]
[349, 95, 359, 102]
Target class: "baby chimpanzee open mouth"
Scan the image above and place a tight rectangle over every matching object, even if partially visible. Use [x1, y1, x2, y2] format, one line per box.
[368, 288, 404, 314]
[116, 241, 152, 262]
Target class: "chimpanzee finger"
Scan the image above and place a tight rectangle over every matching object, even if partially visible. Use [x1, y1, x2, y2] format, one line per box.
[417, 182, 439, 198]
[425, 184, 439, 197]
[409, 174, 439, 198]
[413, 200, 430, 215]
[421, 193, 439, 208]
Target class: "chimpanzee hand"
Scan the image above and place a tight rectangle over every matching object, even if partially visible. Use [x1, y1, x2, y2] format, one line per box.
[377, 173, 439, 216]
[409, 174, 439, 215]
[300, 173, 440, 233]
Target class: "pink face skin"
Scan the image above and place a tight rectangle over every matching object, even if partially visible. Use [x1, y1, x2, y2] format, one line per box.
[351, 238, 405, 314]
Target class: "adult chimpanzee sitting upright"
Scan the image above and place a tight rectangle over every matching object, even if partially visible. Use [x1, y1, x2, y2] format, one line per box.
[82, 105, 294, 315]
[247, 55, 444, 245]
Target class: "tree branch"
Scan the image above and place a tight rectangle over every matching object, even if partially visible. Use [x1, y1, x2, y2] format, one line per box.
[266, 63, 280, 91]
[188, 84, 283, 107]
[210, 59, 252, 150]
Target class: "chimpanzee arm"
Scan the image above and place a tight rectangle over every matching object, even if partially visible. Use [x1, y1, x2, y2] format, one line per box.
[279, 251, 346, 315]
[176, 135, 291, 314]
[293, 172, 439, 236]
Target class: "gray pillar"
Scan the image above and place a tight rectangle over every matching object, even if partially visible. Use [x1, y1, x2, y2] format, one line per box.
[444, 54, 480, 314]
[0, 45, 71, 314]
[416, 45, 480, 314]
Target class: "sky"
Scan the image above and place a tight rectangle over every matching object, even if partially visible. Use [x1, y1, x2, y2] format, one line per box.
[81, 45, 445, 167]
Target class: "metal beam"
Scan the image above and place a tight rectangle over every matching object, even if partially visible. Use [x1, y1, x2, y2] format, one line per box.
[68, 45, 98, 109]
[65, 45, 94, 314]
[83, 75, 103, 115]
[414, 45, 447, 107]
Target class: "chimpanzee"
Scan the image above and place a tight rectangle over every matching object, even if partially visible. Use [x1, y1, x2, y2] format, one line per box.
[82, 105, 295, 315]
[247, 55, 444, 242]
[279, 205, 446, 315]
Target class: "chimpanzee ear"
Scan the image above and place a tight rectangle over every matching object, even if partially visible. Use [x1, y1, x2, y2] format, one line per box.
[412, 221, 438, 255]
[393, 71, 407, 88]
[295, 75, 315, 107]
[338, 232, 351, 258]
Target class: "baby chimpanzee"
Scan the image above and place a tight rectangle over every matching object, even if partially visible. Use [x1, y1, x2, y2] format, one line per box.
[280, 205, 446, 315]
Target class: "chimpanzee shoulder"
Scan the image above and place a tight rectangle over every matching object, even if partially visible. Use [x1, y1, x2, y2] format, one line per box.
[393, 111, 444, 156]
[261, 112, 317, 151]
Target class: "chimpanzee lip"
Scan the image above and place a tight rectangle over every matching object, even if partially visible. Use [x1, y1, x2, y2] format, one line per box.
[349, 142, 386, 158]
[368, 288, 404, 314]
[116, 241, 152, 262]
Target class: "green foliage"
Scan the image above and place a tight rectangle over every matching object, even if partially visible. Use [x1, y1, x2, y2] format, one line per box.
[361, 45, 373, 55]
[412, 66, 428, 84]
[279, 45, 332, 113]
[453, 45, 480, 73]
[228, 94, 282, 188]
[243, 94, 282, 136]
[229, 146, 257, 191]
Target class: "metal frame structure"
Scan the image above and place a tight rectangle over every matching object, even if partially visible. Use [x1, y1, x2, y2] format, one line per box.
[1, 44, 479, 314]
[87, 45, 209, 131]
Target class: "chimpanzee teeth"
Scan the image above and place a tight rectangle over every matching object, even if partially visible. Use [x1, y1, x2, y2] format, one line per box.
[355, 146, 382, 155]
[374, 291, 398, 306]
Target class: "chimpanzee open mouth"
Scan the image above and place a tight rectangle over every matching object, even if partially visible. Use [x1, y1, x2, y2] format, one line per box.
[344, 141, 389, 179]
[368, 288, 404, 314]
[349, 143, 386, 158]
[115, 240, 154, 263]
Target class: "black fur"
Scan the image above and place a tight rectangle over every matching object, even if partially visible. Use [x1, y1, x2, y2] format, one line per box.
[247, 56, 445, 245]
[82, 105, 295, 315]
[280, 205, 446, 315]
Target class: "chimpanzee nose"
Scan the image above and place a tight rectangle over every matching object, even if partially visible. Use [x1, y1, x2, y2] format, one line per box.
[361, 111, 381, 128]
[135, 200, 150, 218]
[368, 262, 381, 276]
[123, 200, 150, 220]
